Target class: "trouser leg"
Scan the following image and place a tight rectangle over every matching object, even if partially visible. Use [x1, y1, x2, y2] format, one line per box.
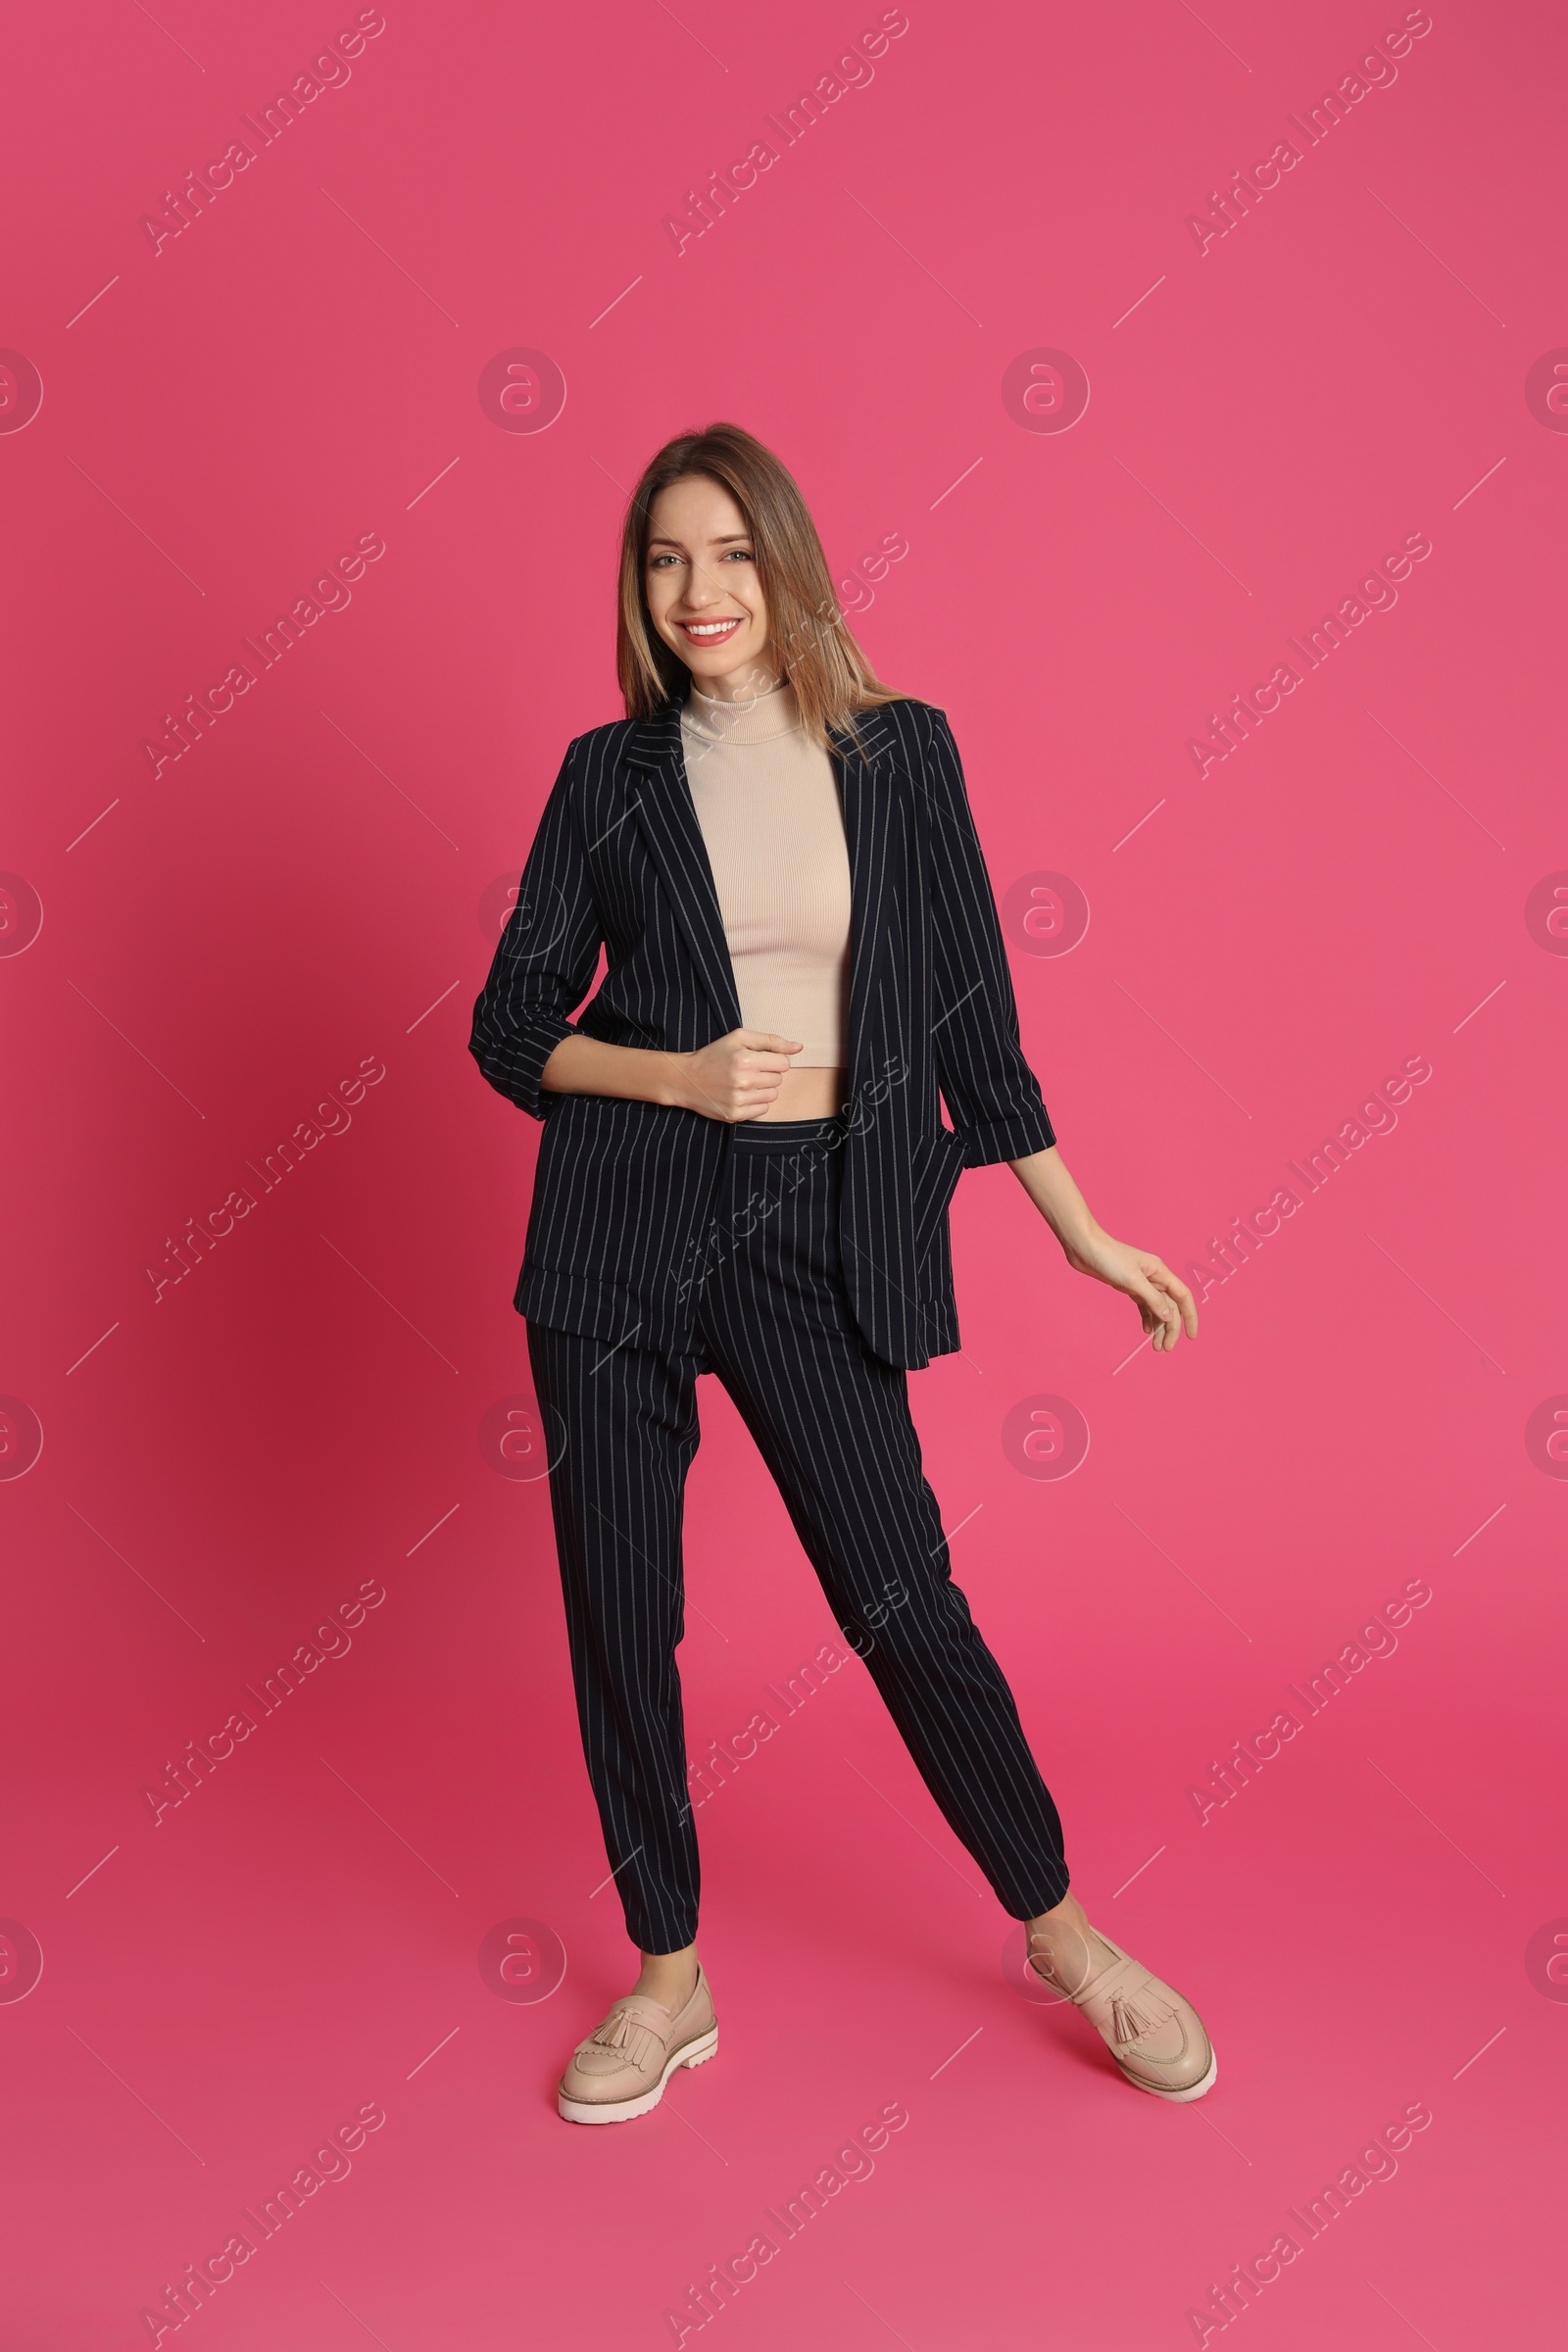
[696, 1120, 1071, 1919]
[525, 1318, 707, 1954]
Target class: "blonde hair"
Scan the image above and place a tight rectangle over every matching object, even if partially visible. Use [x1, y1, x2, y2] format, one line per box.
[615, 420, 905, 751]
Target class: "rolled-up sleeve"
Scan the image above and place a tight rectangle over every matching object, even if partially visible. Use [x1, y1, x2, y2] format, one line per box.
[920, 705, 1057, 1167]
[468, 738, 604, 1121]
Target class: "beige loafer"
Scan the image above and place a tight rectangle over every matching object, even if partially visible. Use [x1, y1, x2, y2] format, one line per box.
[557, 1964, 718, 2124]
[1028, 1921, 1217, 2101]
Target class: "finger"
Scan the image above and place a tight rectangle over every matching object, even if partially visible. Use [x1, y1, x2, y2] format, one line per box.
[736, 1031, 804, 1053]
[1145, 1260, 1200, 1339]
[1133, 1279, 1181, 1349]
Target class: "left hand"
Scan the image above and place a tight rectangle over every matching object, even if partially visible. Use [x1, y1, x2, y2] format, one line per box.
[1060, 1228, 1198, 1351]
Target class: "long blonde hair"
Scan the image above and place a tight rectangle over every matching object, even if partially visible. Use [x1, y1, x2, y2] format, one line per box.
[615, 421, 904, 751]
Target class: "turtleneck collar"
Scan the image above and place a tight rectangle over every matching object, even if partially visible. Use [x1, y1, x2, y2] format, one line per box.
[681, 675, 801, 746]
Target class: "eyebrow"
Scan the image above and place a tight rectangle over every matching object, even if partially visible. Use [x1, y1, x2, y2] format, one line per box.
[646, 532, 754, 550]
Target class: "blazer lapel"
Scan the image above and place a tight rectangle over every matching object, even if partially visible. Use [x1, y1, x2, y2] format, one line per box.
[624, 698, 745, 1034]
[625, 693, 903, 1080]
[829, 707, 902, 1095]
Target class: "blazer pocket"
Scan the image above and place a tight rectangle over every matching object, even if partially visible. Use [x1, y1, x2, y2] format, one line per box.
[910, 1124, 967, 1264]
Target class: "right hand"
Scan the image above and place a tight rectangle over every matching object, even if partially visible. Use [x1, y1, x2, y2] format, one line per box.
[669, 1029, 803, 1122]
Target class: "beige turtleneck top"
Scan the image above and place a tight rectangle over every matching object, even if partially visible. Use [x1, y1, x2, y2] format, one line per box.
[680, 680, 852, 1067]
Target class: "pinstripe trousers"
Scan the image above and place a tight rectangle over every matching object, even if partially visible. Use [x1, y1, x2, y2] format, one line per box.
[525, 1110, 1071, 1954]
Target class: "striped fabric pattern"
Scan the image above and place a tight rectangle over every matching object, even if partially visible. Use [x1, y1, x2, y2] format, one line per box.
[469, 695, 1057, 1369]
[527, 1114, 1072, 1955]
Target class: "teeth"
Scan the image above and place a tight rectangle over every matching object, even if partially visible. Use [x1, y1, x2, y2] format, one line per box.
[685, 620, 738, 635]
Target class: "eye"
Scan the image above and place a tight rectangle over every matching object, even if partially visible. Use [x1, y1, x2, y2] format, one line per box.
[723, 548, 755, 562]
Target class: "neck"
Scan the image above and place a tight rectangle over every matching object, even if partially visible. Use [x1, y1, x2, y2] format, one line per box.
[681, 674, 800, 746]
[686, 659, 783, 704]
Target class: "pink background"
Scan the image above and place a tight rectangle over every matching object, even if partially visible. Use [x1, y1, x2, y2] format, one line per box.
[2, 0, 1563, 2343]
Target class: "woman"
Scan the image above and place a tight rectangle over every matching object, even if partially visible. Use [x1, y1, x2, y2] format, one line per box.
[469, 422, 1214, 2122]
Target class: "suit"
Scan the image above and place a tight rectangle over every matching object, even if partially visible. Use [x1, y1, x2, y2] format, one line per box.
[469, 693, 1071, 1948]
[468, 693, 1057, 1371]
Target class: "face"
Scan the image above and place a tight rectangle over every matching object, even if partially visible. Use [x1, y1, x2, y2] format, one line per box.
[643, 474, 776, 698]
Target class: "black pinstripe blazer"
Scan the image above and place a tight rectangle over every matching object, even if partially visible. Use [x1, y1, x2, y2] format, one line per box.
[468, 693, 1056, 1370]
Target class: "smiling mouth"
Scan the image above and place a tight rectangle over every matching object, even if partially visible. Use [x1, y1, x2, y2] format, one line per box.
[677, 617, 744, 642]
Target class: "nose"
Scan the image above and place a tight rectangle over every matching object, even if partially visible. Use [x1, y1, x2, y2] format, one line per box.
[679, 560, 728, 613]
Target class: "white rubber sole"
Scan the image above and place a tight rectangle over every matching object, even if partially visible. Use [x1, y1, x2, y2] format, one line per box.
[1114, 2041, 1218, 2101]
[557, 2025, 718, 2125]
